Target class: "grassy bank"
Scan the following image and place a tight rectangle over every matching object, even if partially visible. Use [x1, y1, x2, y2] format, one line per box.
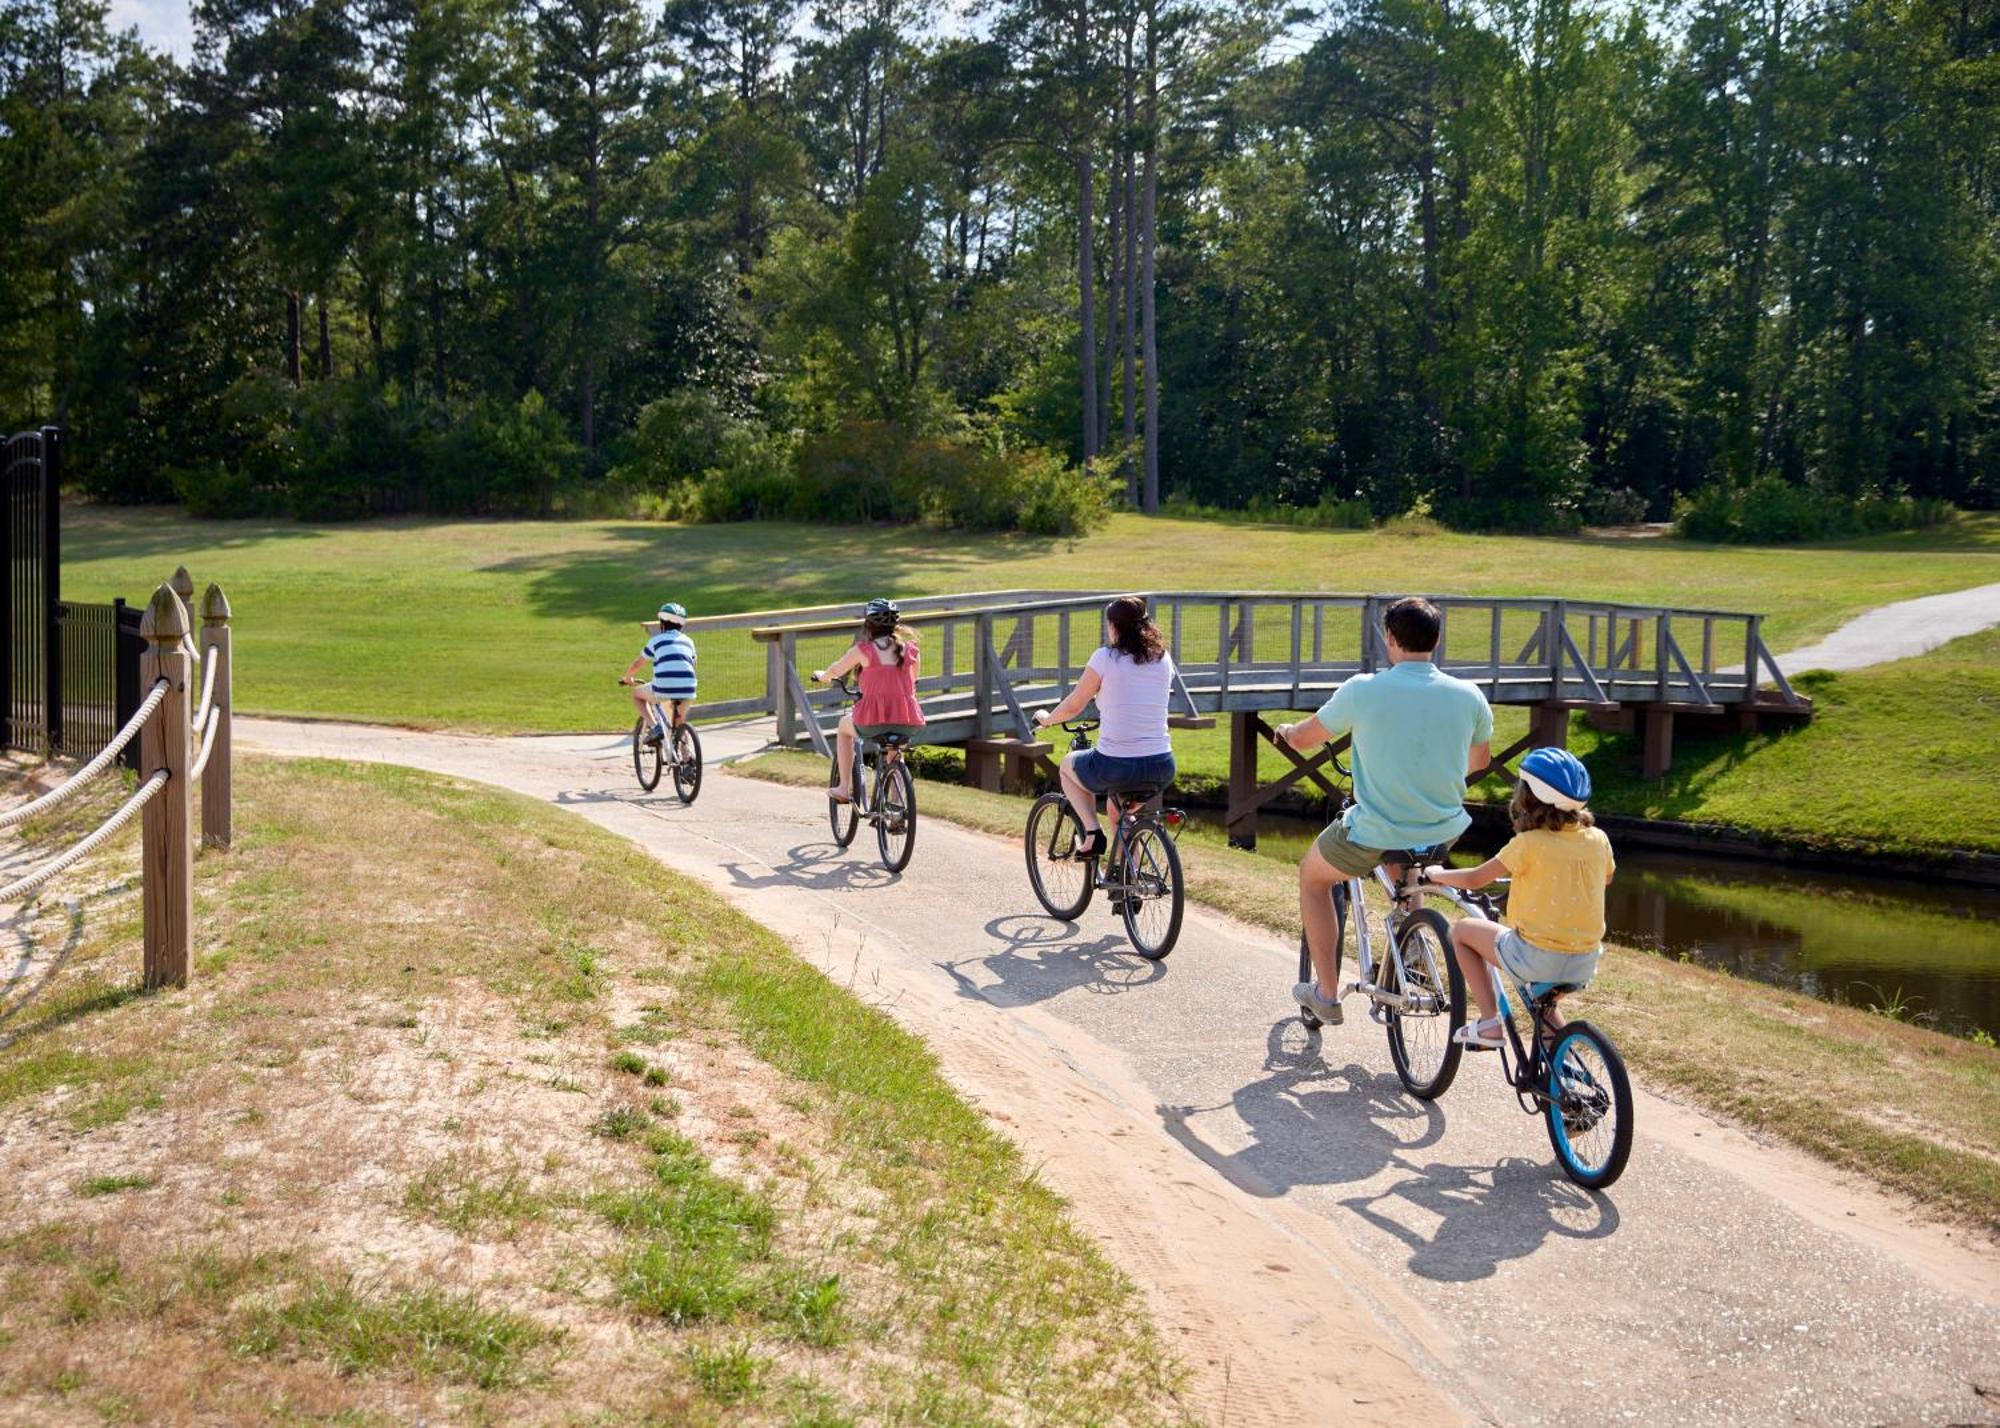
[61, 505, 2000, 733]
[0, 758, 1185, 1424]
[735, 750, 2000, 1235]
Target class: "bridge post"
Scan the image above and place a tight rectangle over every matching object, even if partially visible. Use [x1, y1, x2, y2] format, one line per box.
[1227, 713, 1260, 849]
[1530, 704, 1570, 749]
[769, 634, 795, 746]
[1642, 707, 1675, 779]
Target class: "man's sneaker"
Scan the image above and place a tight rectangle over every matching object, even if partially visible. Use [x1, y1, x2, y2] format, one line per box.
[1452, 1018, 1505, 1051]
[1293, 980, 1343, 1026]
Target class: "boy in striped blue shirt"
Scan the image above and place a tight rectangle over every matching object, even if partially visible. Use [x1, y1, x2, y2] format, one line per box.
[621, 602, 697, 744]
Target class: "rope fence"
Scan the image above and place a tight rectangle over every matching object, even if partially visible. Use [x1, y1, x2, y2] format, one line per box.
[0, 769, 167, 903]
[0, 572, 233, 990]
[0, 677, 168, 831]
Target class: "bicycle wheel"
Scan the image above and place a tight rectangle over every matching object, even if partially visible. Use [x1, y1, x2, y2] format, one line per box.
[876, 761, 916, 872]
[1383, 908, 1464, 1099]
[1118, 823, 1184, 959]
[1025, 793, 1094, 920]
[632, 717, 664, 792]
[828, 757, 861, 846]
[671, 723, 703, 804]
[1296, 882, 1353, 1030]
[1543, 1021, 1634, 1189]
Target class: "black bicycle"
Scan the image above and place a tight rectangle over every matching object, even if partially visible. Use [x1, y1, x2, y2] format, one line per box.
[621, 681, 702, 804]
[1024, 718, 1186, 959]
[823, 675, 916, 873]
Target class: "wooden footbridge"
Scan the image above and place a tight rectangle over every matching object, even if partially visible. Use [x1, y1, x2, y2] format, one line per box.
[685, 591, 1810, 845]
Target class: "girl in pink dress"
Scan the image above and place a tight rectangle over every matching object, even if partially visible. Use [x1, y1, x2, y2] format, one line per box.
[811, 598, 927, 802]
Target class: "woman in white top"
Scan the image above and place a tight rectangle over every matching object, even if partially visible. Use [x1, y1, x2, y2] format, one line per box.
[1033, 595, 1178, 858]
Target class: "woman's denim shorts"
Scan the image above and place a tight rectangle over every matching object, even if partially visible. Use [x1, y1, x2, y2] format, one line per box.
[1072, 749, 1177, 795]
[1496, 927, 1601, 991]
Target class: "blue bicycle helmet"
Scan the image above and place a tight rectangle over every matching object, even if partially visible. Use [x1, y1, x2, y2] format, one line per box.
[657, 602, 688, 626]
[1519, 746, 1590, 810]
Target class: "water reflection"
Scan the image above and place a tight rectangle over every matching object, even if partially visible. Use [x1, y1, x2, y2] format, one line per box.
[1190, 813, 2000, 1041]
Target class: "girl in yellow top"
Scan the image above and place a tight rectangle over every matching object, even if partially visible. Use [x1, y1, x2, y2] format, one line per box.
[1423, 747, 1614, 1050]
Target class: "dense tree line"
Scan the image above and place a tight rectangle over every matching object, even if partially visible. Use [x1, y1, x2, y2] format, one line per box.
[1, 0, 1994, 531]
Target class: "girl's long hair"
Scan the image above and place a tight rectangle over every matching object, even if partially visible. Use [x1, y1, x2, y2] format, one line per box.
[860, 620, 919, 666]
[1105, 595, 1165, 664]
[1510, 780, 1594, 833]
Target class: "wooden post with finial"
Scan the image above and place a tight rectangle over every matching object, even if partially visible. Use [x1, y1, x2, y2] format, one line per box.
[200, 583, 232, 850]
[169, 565, 199, 670]
[140, 584, 193, 989]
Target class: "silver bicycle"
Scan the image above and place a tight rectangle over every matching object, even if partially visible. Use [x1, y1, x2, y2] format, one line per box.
[1293, 752, 1465, 1099]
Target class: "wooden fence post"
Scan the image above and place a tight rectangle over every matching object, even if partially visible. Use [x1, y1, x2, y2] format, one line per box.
[200, 583, 232, 850]
[140, 584, 193, 990]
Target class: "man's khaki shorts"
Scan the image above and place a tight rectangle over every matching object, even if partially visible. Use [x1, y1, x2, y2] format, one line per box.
[1313, 820, 1389, 877]
[1313, 820, 1456, 877]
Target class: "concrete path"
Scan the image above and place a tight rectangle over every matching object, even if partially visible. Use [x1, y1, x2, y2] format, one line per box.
[235, 716, 2000, 1428]
[1777, 580, 2000, 672]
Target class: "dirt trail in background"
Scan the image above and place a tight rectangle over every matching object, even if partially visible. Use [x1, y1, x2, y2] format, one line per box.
[237, 719, 2000, 1428]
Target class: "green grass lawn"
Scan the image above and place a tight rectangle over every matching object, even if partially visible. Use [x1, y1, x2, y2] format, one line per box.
[61, 505, 2000, 734]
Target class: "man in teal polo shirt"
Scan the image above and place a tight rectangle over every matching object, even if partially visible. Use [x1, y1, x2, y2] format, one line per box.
[1274, 596, 1492, 1026]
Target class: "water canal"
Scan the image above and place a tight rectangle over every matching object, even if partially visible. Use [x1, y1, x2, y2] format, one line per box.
[1190, 812, 2000, 1042]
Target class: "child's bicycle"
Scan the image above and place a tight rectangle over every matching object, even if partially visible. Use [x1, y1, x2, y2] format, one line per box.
[824, 675, 916, 873]
[1023, 716, 1186, 959]
[1425, 881, 1636, 1190]
[619, 680, 702, 804]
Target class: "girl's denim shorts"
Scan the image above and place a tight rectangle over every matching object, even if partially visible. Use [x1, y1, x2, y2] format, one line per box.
[1072, 749, 1177, 795]
[1496, 927, 1601, 990]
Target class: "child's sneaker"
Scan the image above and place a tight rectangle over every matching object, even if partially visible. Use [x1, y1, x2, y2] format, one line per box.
[643, 724, 665, 746]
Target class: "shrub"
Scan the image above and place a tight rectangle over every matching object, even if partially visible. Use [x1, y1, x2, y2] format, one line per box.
[1156, 493, 1374, 529]
[610, 390, 762, 493]
[668, 419, 1107, 535]
[1673, 479, 1955, 543]
[1581, 485, 1649, 526]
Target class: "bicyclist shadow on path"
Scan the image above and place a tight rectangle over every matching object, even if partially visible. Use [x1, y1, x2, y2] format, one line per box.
[1339, 1155, 1620, 1283]
[718, 840, 898, 894]
[1158, 1021, 1445, 1200]
[938, 913, 1163, 1009]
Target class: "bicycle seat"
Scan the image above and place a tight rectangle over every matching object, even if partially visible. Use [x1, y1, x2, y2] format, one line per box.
[876, 732, 913, 748]
[1525, 981, 1584, 1002]
[1107, 782, 1164, 802]
[1387, 844, 1449, 866]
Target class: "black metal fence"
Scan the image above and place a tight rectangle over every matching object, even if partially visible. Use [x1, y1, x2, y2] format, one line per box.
[4, 426, 61, 755]
[4, 428, 143, 764]
[55, 598, 146, 766]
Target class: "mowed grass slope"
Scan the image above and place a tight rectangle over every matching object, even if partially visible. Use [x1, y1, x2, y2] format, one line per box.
[61, 506, 2000, 733]
[0, 759, 1184, 1425]
[734, 751, 2000, 1234]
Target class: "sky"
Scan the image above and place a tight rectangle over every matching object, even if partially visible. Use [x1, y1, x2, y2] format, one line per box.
[107, 0, 984, 63]
[112, 0, 196, 59]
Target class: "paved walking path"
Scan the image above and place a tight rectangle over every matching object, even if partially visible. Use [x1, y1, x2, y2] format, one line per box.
[1776, 580, 2000, 672]
[237, 716, 2000, 1428]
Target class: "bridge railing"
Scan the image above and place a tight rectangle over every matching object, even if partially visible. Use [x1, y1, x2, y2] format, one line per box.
[747, 591, 1803, 753]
